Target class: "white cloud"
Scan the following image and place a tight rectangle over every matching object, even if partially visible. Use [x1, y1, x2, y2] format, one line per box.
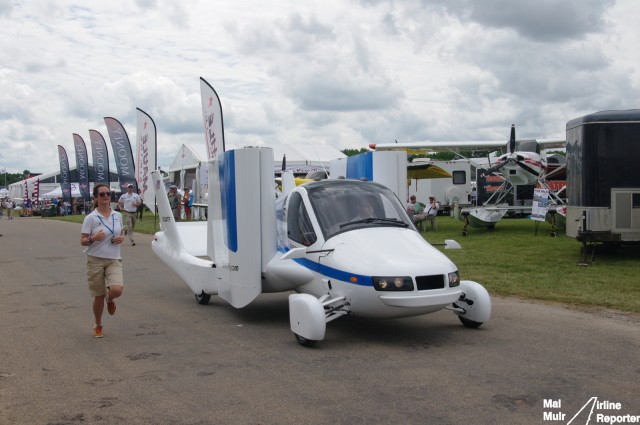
[0, 0, 639, 174]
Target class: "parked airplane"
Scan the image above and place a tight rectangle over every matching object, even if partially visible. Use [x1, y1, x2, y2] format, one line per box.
[150, 147, 491, 347]
[370, 125, 566, 233]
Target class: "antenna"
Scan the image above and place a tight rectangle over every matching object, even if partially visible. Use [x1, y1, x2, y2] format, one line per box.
[311, 145, 329, 179]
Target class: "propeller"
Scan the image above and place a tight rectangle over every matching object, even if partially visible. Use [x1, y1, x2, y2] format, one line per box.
[485, 160, 506, 175]
[484, 124, 540, 179]
[509, 124, 516, 154]
[514, 159, 539, 177]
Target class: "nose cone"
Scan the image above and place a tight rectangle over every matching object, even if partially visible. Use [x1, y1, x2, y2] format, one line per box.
[324, 228, 457, 278]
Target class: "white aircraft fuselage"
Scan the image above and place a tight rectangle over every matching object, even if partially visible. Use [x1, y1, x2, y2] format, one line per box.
[150, 148, 490, 346]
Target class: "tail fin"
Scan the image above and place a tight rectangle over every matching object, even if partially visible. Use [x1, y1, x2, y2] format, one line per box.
[150, 170, 184, 253]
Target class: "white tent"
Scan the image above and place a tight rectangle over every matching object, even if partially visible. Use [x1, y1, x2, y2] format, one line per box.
[41, 183, 83, 199]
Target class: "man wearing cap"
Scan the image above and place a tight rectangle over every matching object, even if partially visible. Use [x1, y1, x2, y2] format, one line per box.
[167, 185, 181, 221]
[118, 184, 142, 246]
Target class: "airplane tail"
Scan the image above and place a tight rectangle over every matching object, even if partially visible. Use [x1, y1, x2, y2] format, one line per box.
[150, 170, 217, 295]
[151, 170, 184, 252]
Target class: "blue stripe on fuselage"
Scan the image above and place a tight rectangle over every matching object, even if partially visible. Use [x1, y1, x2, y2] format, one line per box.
[277, 247, 372, 286]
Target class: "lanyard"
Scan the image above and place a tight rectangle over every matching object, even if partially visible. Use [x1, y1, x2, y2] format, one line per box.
[97, 214, 116, 238]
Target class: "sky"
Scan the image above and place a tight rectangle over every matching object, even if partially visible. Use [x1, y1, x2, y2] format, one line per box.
[1, 0, 639, 175]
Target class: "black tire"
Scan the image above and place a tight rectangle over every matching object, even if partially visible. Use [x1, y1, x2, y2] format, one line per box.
[294, 333, 318, 347]
[458, 316, 483, 328]
[195, 292, 211, 305]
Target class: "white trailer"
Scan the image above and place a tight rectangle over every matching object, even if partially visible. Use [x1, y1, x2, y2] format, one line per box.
[407, 159, 473, 215]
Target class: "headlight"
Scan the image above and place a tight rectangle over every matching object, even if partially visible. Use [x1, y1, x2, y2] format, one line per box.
[372, 276, 413, 291]
[448, 271, 460, 287]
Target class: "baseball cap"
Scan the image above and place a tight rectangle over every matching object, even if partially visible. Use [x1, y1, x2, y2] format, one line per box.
[127, 184, 134, 188]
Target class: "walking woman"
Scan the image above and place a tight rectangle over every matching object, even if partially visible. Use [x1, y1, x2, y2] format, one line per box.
[80, 184, 125, 338]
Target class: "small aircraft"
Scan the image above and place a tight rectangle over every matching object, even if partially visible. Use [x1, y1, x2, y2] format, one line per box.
[370, 125, 566, 233]
[150, 147, 491, 347]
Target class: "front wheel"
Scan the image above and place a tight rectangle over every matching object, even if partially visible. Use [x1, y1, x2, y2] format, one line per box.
[195, 291, 211, 305]
[458, 316, 483, 328]
[294, 333, 318, 347]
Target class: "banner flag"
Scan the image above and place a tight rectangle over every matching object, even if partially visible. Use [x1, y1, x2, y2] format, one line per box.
[136, 108, 157, 209]
[57, 145, 72, 204]
[34, 179, 39, 208]
[72, 134, 91, 201]
[104, 117, 137, 193]
[200, 77, 226, 161]
[23, 181, 29, 204]
[89, 129, 111, 186]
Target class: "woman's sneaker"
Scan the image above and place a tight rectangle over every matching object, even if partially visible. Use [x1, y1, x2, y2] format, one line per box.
[107, 299, 116, 315]
[93, 325, 103, 338]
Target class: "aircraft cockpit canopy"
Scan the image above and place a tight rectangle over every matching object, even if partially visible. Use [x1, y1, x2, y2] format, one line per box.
[303, 180, 412, 240]
[514, 139, 540, 154]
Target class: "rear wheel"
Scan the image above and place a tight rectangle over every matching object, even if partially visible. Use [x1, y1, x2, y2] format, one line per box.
[294, 333, 318, 347]
[458, 316, 483, 328]
[195, 292, 211, 305]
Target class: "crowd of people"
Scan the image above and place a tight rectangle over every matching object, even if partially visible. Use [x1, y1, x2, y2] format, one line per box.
[167, 185, 194, 221]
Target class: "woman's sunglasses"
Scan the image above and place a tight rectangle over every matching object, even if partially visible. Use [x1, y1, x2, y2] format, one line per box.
[97, 192, 111, 197]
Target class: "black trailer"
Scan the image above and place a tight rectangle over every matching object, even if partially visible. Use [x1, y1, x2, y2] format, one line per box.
[565, 110, 640, 246]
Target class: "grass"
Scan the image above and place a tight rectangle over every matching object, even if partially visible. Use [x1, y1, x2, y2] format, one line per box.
[423, 216, 640, 314]
[47, 213, 640, 314]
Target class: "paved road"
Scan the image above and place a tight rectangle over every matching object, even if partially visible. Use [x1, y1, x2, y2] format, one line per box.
[1, 216, 639, 425]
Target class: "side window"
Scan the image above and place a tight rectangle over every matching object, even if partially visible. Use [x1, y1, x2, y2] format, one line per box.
[287, 193, 317, 247]
[452, 170, 466, 185]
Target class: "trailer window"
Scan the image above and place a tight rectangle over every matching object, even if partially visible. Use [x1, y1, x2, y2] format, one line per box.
[452, 171, 466, 185]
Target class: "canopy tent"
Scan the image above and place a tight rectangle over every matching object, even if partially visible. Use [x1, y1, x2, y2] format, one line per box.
[164, 143, 347, 205]
[407, 163, 452, 180]
[41, 184, 83, 199]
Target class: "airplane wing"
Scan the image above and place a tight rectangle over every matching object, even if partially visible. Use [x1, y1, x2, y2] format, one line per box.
[536, 139, 567, 149]
[370, 138, 565, 153]
[370, 140, 506, 154]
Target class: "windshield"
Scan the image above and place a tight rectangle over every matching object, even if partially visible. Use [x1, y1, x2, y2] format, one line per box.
[305, 180, 413, 240]
[515, 140, 540, 153]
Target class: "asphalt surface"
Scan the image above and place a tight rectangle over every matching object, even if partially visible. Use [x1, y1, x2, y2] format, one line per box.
[1, 216, 639, 425]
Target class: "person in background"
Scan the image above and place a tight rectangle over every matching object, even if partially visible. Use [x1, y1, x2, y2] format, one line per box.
[167, 185, 181, 221]
[182, 187, 193, 221]
[80, 183, 125, 338]
[118, 184, 142, 246]
[136, 189, 144, 221]
[24, 198, 32, 216]
[3, 198, 15, 219]
[409, 195, 427, 231]
[425, 196, 439, 231]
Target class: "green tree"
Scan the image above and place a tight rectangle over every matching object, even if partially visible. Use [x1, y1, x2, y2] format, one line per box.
[341, 147, 369, 157]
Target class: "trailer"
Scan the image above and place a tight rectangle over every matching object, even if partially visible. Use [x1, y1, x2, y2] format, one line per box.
[565, 110, 640, 248]
[407, 159, 473, 215]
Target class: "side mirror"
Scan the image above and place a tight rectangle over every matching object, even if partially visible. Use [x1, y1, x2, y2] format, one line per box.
[444, 239, 461, 250]
[280, 247, 307, 260]
[431, 239, 462, 250]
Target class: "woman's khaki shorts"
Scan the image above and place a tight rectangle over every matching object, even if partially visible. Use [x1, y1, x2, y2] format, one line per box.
[87, 255, 123, 297]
